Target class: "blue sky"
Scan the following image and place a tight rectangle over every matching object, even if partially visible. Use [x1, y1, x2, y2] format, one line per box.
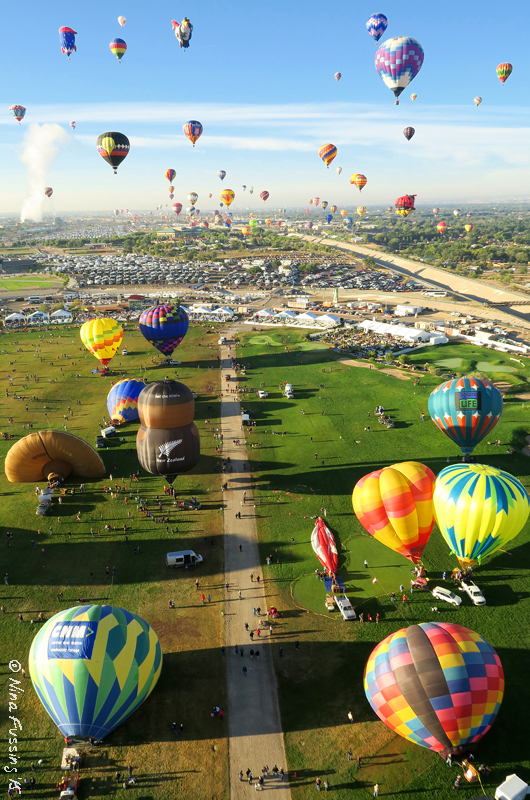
[1, 0, 529, 216]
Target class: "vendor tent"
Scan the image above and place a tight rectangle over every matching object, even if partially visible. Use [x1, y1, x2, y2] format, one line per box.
[319, 313, 341, 327]
[5, 312, 26, 322]
[51, 309, 73, 318]
[357, 319, 429, 342]
[256, 309, 274, 317]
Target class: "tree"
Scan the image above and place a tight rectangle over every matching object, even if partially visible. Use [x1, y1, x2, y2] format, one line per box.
[364, 257, 376, 269]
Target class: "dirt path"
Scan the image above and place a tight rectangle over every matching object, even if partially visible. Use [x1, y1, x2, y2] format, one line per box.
[220, 336, 291, 799]
[338, 358, 414, 381]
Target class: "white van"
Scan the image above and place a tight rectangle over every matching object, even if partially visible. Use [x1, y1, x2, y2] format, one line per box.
[218, 337, 226, 344]
[166, 550, 203, 568]
[102, 426, 116, 438]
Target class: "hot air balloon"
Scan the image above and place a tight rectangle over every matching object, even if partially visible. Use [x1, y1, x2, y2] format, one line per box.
[428, 377, 503, 454]
[183, 120, 203, 146]
[220, 189, 235, 207]
[165, 168, 176, 183]
[137, 423, 200, 483]
[44, 187, 53, 198]
[364, 622, 504, 755]
[137, 380, 194, 428]
[411, 93, 417, 101]
[474, 96, 482, 107]
[336, 166, 342, 175]
[325, 214, 333, 224]
[466, 213, 472, 218]
[334, 72, 342, 81]
[241, 226, 251, 236]
[437, 465, 530, 571]
[306, 221, 313, 229]
[308, 199, 313, 205]
[172, 203, 182, 215]
[96, 132, 130, 174]
[387, 206, 393, 213]
[80, 318, 123, 368]
[453, 208, 461, 217]
[172, 17, 193, 49]
[366, 13, 388, 43]
[59, 27, 77, 59]
[70, 121, 76, 130]
[395, 194, 416, 217]
[403, 126, 415, 141]
[5, 431, 105, 484]
[201, 220, 209, 229]
[187, 192, 198, 205]
[107, 378, 146, 423]
[340, 209, 347, 218]
[260, 190, 269, 202]
[168, 186, 174, 194]
[265, 218, 271, 227]
[139, 305, 189, 359]
[352, 461, 435, 564]
[118, 16, 126, 27]
[344, 217, 353, 228]
[465, 223, 474, 232]
[249, 220, 258, 229]
[218, 170, 226, 181]
[330, 205, 337, 213]
[249, 186, 254, 194]
[9, 105, 26, 124]
[110, 38, 127, 62]
[437, 221, 447, 234]
[313, 197, 320, 207]
[319, 143, 337, 168]
[496, 63, 512, 84]
[29, 605, 162, 740]
[433, 207, 440, 216]
[357, 206, 367, 218]
[375, 37, 424, 105]
[311, 517, 338, 575]
[169, 193, 174, 200]
[351, 174, 367, 191]
[186, 207, 195, 216]
[242, 185, 247, 191]
[321, 201, 329, 209]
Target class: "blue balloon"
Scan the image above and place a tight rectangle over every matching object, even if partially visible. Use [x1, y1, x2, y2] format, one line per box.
[139, 305, 189, 358]
[107, 378, 146, 423]
[366, 13, 388, 43]
[428, 377, 503, 454]
[59, 27, 77, 58]
[326, 214, 333, 224]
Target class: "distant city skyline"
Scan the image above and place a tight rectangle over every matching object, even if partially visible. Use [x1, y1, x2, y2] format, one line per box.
[1, 1, 527, 214]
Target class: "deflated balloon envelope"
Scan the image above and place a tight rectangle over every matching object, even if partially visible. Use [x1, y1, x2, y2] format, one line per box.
[5, 431, 105, 483]
[29, 605, 162, 740]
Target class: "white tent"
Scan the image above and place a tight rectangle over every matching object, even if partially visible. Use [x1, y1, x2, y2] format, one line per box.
[297, 311, 318, 321]
[256, 309, 274, 317]
[51, 309, 72, 318]
[357, 319, 429, 342]
[319, 313, 341, 327]
[216, 306, 234, 317]
[274, 310, 297, 319]
[5, 312, 26, 322]
[27, 311, 49, 320]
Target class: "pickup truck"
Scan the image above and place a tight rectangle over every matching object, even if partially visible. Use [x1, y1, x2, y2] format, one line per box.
[334, 595, 356, 621]
[460, 579, 486, 606]
[257, 390, 268, 399]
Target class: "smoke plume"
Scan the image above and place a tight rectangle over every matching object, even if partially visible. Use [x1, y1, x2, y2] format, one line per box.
[20, 123, 69, 222]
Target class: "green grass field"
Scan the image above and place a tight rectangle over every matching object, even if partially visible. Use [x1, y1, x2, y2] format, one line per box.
[233, 331, 530, 799]
[0, 275, 63, 291]
[1, 327, 530, 800]
[0, 324, 228, 800]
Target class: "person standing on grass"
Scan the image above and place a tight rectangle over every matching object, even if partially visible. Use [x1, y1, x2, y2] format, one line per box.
[374, 783, 379, 797]
[316, 777, 322, 792]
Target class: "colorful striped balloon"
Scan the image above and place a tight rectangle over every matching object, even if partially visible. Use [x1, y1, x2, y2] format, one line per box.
[260, 190, 269, 202]
[350, 173, 367, 191]
[139, 304, 189, 358]
[165, 168, 176, 183]
[364, 622, 504, 755]
[496, 62, 512, 84]
[183, 120, 203, 146]
[80, 318, 123, 367]
[318, 143, 337, 168]
[110, 38, 127, 62]
[433, 463, 529, 568]
[353, 462, 435, 564]
[428, 377, 503, 453]
[107, 378, 146, 423]
[220, 189, 235, 207]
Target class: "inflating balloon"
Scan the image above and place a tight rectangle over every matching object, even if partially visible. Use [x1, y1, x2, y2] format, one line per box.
[29, 605, 162, 740]
[364, 622, 504, 755]
[433, 463, 529, 568]
[375, 37, 424, 105]
[311, 517, 338, 575]
[107, 378, 146, 423]
[96, 132, 130, 174]
[80, 318, 123, 367]
[352, 461, 435, 564]
[5, 431, 105, 483]
[428, 376, 503, 454]
[319, 143, 337, 168]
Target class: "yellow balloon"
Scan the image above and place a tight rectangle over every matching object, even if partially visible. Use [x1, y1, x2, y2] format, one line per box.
[80, 318, 123, 367]
[433, 464, 530, 568]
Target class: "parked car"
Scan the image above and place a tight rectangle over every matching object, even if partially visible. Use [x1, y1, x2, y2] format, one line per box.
[460, 580, 486, 606]
[334, 595, 357, 620]
[257, 390, 268, 399]
[431, 586, 462, 606]
[177, 498, 201, 511]
[95, 436, 105, 448]
[36, 499, 51, 516]
[166, 550, 203, 568]
[285, 391, 294, 399]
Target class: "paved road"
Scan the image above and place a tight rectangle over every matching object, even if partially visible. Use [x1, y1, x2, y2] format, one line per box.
[220, 336, 291, 799]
